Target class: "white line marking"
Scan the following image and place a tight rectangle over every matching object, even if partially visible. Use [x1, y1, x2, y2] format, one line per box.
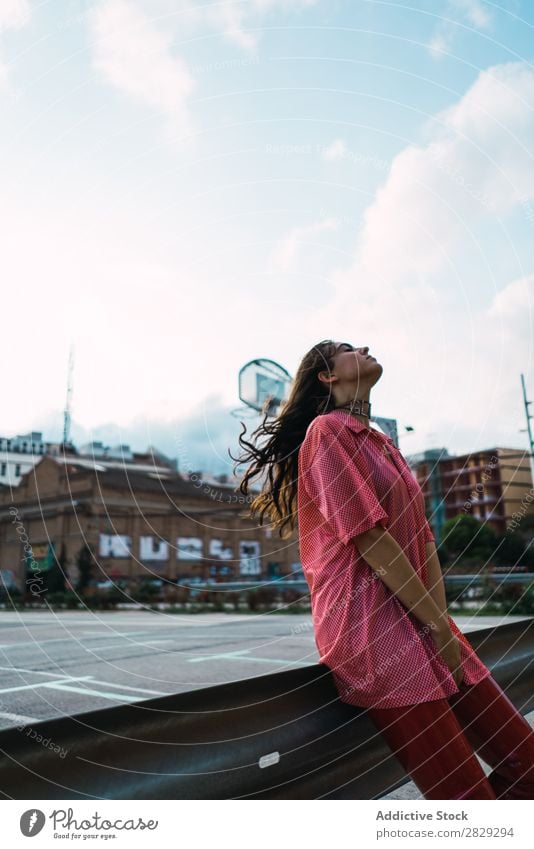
[85, 678, 168, 696]
[0, 666, 86, 679]
[0, 676, 93, 694]
[42, 683, 141, 703]
[83, 645, 128, 652]
[83, 639, 174, 652]
[0, 711, 40, 725]
[79, 631, 152, 637]
[188, 649, 251, 662]
[0, 631, 156, 650]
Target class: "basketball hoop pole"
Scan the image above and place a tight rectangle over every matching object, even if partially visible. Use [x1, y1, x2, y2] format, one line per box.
[260, 393, 275, 416]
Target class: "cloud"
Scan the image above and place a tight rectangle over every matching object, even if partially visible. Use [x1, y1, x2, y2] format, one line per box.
[346, 62, 534, 284]
[453, 0, 493, 29]
[218, 0, 320, 51]
[487, 273, 534, 327]
[270, 217, 339, 271]
[427, 0, 494, 59]
[300, 61, 534, 451]
[321, 138, 347, 161]
[137, 0, 320, 52]
[0, 0, 31, 90]
[86, 0, 320, 129]
[0, 0, 30, 30]
[88, 0, 196, 135]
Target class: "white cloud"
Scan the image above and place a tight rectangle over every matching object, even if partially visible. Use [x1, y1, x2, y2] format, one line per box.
[487, 273, 534, 326]
[427, 0, 494, 58]
[300, 61, 534, 453]
[270, 217, 339, 271]
[207, 0, 321, 51]
[88, 0, 196, 135]
[0, 0, 30, 30]
[346, 62, 534, 284]
[85, 0, 320, 129]
[0, 0, 31, 90]
[427, 34, 449, 60]
[321, 138, 347, 161]
[137, 0, 320, 52]
[453, 0, 493, 29]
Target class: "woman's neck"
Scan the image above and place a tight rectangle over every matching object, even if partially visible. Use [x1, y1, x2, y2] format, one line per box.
[332, 398, 372, 428]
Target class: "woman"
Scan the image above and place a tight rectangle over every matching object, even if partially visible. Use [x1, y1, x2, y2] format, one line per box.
[233, 339, 534, 800]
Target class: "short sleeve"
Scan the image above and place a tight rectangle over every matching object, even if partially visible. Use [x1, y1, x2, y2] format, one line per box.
[423, 519, 435, 543]
[299, 420, 389, 546]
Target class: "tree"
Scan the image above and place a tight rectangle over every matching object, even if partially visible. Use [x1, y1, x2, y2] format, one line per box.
[493, 530, 534, 569]
[513, 513, 534, 539]
[440, 515, 498, 565]
[76, 543, 95, 593]
[44, 542, 67, 594]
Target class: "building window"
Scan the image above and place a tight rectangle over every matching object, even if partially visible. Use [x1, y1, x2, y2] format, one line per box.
[0, 463, 5, 475]
[15, 464, 21, 476]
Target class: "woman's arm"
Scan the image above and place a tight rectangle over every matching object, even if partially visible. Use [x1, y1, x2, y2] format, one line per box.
[424, 540, 449, 621]
[353, 527, 464, 685]
[353, 526, 451, 637]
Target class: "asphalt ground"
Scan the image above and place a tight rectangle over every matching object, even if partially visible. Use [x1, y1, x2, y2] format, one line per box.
[0, 610, 532, 800]
[0, 610, 530, 728]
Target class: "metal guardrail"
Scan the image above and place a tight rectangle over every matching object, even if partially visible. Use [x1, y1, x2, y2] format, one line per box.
[184, 574, 534, 591]
[0, 618, 532, 800]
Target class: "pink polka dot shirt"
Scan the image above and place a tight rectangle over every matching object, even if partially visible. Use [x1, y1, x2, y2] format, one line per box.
[297, 408, 492, 709]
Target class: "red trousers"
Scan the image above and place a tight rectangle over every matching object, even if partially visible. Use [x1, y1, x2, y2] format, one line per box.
[367, 674, 534, 800]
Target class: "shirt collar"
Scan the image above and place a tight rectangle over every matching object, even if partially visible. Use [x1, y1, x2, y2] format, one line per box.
[323, 408, 394, 442]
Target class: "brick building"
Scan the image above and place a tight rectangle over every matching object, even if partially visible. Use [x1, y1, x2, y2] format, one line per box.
[412, 446, 534, 543]
[0, 454, 300, 592]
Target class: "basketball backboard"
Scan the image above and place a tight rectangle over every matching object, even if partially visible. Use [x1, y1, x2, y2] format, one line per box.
[231, 358, 293, 419]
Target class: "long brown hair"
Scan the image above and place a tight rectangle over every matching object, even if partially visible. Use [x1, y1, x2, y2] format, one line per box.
[229, 339, 340, 539]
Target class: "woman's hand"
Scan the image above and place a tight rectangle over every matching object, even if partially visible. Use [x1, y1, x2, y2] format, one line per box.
[431, 627, 464, 687]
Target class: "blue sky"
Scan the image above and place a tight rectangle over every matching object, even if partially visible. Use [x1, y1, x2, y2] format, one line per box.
[1, 0, 533, 474]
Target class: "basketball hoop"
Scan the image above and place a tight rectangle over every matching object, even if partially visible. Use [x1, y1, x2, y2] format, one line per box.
[234, 358, 293, 419]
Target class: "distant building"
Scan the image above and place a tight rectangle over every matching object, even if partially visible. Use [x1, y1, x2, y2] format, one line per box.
[410, 446, 534, 542]
[0, 431, 178, 489]
[0, 431, 51, 488]
[0, 456, 298, 592]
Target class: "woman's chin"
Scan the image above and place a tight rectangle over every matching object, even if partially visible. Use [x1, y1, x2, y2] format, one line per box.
[371, 362, 384, 381]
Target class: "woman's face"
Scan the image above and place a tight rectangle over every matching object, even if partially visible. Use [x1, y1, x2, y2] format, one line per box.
[331, 341, 381, 381]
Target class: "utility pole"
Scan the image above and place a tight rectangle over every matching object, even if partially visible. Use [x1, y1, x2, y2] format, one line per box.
[62, 343, 75, 451]
[520, 373, 534, 484]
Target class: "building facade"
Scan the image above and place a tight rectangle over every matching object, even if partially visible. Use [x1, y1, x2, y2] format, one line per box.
[413, 446, 534, 542]
[0, 455, 300, 593]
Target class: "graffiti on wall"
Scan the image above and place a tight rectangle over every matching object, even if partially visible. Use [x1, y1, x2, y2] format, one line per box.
[177, 537, 203, 560]
[98, 534, 132, 558]
[139, 536, 169, 561]
[239, 540, 261, 575]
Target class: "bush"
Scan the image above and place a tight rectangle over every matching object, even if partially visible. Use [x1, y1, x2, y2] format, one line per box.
[0, 586, 22, 607]
[245, 586, 279, 611]
[164, 585, 191, 606]
[445, 583, 468, 605]
[497, 583, 534, 616]
[65, 592, 81, 609]
[45, 591, 70, 608]
[226, 591, 241, 611]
